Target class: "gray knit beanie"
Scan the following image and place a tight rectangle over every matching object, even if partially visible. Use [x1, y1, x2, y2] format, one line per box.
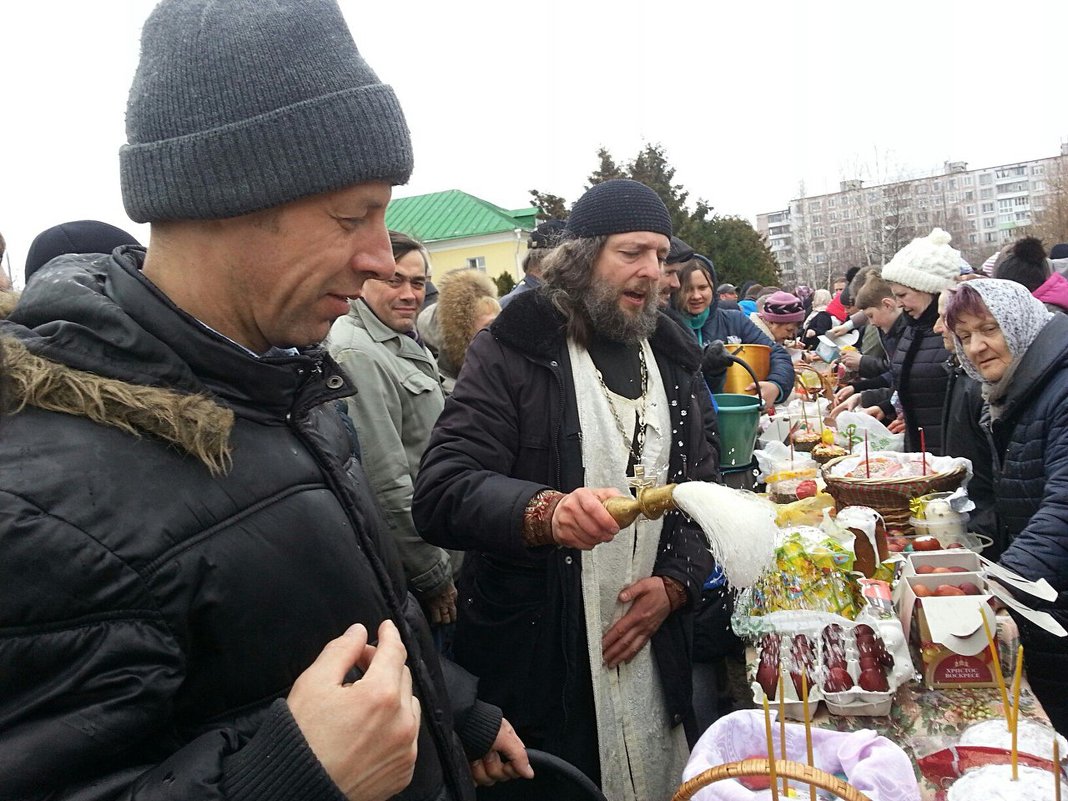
[120, 0, 413, 222]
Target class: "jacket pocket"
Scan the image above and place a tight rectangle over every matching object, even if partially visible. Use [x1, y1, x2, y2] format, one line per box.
[401, 369, 440, 396]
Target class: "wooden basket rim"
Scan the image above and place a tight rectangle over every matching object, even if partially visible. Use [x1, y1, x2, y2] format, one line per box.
[673, 757, 871, 801]
[820, 455, 966, 487]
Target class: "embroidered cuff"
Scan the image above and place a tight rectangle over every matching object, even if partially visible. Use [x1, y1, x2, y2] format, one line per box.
[661, 576, 688, 612]
[522, 489, 564, 547]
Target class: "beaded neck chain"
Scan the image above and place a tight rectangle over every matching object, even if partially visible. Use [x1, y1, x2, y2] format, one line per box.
[593, 345, 649, 467]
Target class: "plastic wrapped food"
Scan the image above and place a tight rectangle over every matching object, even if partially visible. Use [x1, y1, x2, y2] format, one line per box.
[740, 529, 863, 619]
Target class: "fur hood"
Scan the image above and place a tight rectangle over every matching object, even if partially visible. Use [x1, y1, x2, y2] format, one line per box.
[490, 287, 702, 373]
[1, 335, 233, 474]
[0, 259, 239, 474]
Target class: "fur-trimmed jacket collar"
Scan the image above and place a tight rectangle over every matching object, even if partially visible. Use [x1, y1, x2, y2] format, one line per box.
[1, 251, 352, 472]
[489, 286, 702, 373]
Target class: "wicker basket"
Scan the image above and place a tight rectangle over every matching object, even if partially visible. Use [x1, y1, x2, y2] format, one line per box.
[794, 363, 835, 402]
[820, 455, 967, 534]
[673, 757, 871, 801]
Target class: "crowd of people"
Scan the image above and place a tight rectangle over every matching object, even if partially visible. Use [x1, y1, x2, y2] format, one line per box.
[1, 1, 1067, 800]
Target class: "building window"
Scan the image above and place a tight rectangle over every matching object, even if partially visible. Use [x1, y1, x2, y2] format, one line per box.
[969, 234, 978, 244]
[466, 256, 486, 271]
[981, 188, 993, 199]
[963, 176, 974, 185]
[1032, 165, 1045, 175]
[965, 205, 976, 215]
[985, 232, 998, 243]
[980, 174, 993, 185]
[1013, 196, 1029, 207]
[981, 202, 995, 213]
[964, 191, 975, 201]
[983, 217, 996, 228]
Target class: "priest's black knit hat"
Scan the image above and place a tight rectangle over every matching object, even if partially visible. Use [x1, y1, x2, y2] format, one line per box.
[564, 179, 672, 240]
[119, 0, 412, 223]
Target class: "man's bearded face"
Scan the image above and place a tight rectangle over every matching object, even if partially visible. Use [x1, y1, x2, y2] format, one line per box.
[586, 232, 668, 343]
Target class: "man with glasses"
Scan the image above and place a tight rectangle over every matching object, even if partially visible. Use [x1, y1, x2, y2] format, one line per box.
[329, 231, 459, 639]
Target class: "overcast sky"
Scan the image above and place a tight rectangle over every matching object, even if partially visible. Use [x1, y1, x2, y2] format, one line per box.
[2, 0, 1067, 286]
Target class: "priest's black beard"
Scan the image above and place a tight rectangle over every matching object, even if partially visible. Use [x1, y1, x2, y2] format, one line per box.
[582, 281, 659, 344]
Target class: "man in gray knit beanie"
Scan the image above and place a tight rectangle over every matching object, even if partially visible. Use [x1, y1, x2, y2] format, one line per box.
[0, 2, 530, 800]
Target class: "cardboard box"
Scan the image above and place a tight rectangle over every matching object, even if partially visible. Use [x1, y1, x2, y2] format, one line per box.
[901, 549, 982, 577]
[897, 573, 998, 689]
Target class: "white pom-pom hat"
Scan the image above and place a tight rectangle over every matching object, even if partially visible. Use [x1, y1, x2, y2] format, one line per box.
[881, 227, 962, 294]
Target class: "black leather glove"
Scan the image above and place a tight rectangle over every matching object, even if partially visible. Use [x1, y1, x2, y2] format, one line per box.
[701, 340, 733, 376]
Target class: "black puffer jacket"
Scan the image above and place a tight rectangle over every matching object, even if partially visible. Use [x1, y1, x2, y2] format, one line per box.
[0, 251, 493, 801]
[413, 290, 716, 775]
[989, 313, 1068, 594]
[877, 299, 950, 454]
[983, 313, 1068, 733]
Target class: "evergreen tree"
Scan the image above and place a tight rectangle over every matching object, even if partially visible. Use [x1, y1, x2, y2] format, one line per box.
[586, 147, 625, 186]
[493, 272, 517, 297]
[528, 190, 568, 220]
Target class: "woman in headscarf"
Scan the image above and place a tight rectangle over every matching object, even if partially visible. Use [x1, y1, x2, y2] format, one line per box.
[944, 278, 1068, 734]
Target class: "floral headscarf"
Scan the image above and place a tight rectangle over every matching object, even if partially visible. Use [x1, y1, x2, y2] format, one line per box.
[949, 279, 1053, 399]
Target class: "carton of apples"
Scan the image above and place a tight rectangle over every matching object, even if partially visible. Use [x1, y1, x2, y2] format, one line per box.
[750, 611, 913, 718]
[896, 549, 1066, 689]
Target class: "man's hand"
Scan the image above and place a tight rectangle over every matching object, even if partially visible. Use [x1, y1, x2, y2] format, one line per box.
[887, 418, 906, 434]
[834, 384, 856, 405]
[287, 621, 420, 801]
[424, 582, 457, 626]
[469, 718, 534, 786]
[839, 350, 862, 371]
[601, 577, 672, 669]
[747, 381, 780, 416]
[551, 487, 621, 550]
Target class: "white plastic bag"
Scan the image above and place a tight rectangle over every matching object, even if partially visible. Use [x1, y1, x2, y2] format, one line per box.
[835, 410, 904, 452]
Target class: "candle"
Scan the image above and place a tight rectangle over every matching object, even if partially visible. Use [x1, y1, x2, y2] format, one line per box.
[1055, 737, 1062, 801]
[864, 431, 870, 478]
[981, 612, 1012, 721]
[919, 427, 927, 475]
[1011, 645, 1024, 780]
[802, 671, 815, 801]
[763, 693, 780, 801]
[778, 672, 789, 797]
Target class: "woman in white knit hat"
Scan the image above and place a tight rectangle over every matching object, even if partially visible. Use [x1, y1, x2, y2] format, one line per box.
[855, 228, 961, 454]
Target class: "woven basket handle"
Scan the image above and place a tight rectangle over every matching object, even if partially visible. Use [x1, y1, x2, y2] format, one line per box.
[673, 758, 871, 801]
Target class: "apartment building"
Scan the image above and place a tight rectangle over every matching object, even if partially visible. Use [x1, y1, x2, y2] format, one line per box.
[757, 143, 1068, 289]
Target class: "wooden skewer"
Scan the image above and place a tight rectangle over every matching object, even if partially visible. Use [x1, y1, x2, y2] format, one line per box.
[1011, 645, 1024, 780]
[981, 611, 1012, 721]
[1054, 737, 1061, 801]
[778, 672, 789, 797]
[763, 693, 780, 801]
[802, 671, 816, 801]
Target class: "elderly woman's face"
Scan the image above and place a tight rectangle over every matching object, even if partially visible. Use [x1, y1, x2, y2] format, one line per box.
[953, 308, 1012, 382]
[766, 320, 798, 344]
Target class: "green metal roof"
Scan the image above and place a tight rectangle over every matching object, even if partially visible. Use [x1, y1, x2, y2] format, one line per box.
[386, 190, 538, 243]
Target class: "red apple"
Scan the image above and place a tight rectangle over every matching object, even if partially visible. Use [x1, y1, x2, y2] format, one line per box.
[912, 536, 943, 551]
